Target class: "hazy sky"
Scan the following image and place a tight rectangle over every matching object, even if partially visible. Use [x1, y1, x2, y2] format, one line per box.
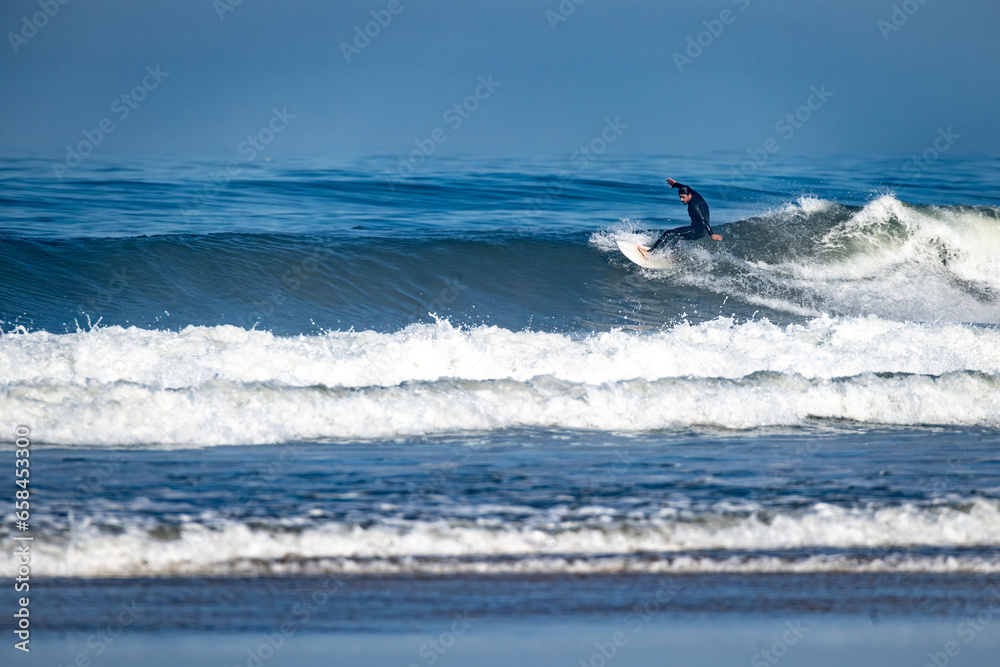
[2, 0, 997, 161]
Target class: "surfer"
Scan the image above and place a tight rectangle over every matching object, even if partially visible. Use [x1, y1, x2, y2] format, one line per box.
[638, 178, 723, 258]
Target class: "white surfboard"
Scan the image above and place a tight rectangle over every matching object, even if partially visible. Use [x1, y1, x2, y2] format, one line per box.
[616, 240, 674, 269]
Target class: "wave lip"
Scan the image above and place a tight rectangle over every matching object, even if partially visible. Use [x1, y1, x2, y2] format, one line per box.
[758, 196, 1000, 321]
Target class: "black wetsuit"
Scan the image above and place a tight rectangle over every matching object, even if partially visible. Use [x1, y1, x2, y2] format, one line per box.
[648, 182, 713, 253]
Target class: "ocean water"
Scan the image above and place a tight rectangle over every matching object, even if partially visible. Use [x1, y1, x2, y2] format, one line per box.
[2, 153, 1000, 665]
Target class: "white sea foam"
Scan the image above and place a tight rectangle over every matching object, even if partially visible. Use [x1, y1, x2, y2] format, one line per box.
[752, 198, 999, 322]
[7, 500, 998, 577]
[785, 195, 833, 216]
[2, 316, 998, 445]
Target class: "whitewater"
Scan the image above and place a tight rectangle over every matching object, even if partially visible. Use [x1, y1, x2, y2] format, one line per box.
[2, 315, 1000, 446]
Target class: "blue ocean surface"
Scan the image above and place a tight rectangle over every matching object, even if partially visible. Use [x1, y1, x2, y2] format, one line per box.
[2, 153, 1000, 664]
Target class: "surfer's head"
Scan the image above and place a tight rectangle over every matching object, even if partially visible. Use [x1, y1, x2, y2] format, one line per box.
[677, 185, 693, 203]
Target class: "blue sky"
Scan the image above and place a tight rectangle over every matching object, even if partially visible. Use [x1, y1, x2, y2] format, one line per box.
[2, 0, 997, 160]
